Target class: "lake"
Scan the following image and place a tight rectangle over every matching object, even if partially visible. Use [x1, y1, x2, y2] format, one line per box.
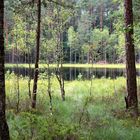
[5, 67, 136, 81]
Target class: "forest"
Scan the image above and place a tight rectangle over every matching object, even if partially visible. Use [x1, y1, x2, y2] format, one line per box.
[0, 0, 140, 139]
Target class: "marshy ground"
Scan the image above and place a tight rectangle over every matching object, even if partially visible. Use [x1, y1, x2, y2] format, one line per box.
[6, 73, 140, 140]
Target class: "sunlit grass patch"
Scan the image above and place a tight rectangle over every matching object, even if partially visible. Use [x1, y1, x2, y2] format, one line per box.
[5, 63, 140, 69]
[5, 75, 140, 140]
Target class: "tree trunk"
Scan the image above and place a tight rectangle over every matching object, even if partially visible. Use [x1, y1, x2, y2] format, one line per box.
[15, 37, 20, 113]
[47, 63, 53, 112]
[12, 46, 15, 63]
[4, 18, 8, 49]
[55, 4, 65, 101]
[75, 51, 77, 64]
[28, 49, 31, 99]
[100, 3, 103, 31]
[0, 0, 10, 139]
[124, 0, 138, 116]
[32, 0, 41, 109]
[70, 45, 72, 64]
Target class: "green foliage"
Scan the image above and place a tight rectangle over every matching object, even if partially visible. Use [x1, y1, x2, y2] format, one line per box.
[68, 26, 78, 47]
[8, 111, 78, 140]
[4, 0, 140, 139]
[5, 0, 140, 64]
[5, 74, 140, 139]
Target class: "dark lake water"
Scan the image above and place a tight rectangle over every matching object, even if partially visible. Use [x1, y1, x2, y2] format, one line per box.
[5, 67, 140, 81]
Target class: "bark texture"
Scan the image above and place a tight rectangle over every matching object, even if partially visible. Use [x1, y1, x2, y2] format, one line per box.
[124, 0, 138, 116]
[0, 0, 10, 139]
[32, 0, 41, 108]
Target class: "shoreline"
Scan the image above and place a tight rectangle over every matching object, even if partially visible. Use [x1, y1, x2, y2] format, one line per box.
[5, 63, 140, 69]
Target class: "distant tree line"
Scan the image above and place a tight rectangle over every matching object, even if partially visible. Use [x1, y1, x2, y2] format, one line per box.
[4, 0, 140, 64]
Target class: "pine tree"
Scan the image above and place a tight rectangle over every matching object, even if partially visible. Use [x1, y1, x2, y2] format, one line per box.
[0, 0, 10, 139]
[124, 0, 138, 116]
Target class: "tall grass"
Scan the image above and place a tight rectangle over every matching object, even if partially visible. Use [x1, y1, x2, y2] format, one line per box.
[5, 73, 140, 140]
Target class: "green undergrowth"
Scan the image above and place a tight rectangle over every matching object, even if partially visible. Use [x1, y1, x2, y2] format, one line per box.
[5, 73, 140, 140]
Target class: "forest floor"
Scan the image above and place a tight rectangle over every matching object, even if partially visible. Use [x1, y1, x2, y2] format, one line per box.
[6, 74, 140, 140]
[5, 63, 140, 69]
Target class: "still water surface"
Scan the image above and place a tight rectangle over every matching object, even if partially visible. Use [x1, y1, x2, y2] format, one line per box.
[5, 67, 133, 81]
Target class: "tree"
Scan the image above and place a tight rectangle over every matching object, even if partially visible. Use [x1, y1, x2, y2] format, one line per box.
[124, 0, 138, 116]
[32, 0, 41, 108]
[68, 26, 78, 64]
[0, 0, 10, 139]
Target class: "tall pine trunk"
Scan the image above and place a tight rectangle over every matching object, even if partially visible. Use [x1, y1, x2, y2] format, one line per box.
[32, 0, 41, 108]
[124, 0, 138, 116]
[0, 0, 10, 139]
[100, 3, 103, 31]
